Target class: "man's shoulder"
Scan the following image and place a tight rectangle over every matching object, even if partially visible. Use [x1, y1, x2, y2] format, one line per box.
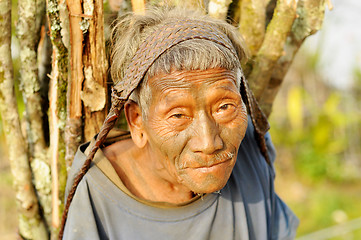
[72, 141, 90, 170]
[64, 141, 92, 200]
[65, 129, 131, 199]
[229, 116, 276, 204]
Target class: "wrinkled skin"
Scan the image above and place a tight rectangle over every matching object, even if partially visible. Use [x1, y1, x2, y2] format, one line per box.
[144, 68, 248, 194]
[105, 68, 248, 203]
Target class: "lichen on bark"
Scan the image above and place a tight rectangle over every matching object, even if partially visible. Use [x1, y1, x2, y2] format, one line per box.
[239, 0, 270, 56]
[17, 0, 55, 233]
[17, 0, 48, 158]
[47, 0, 69, 235]
[247, 0, 298, 101]
[0, 0, 49, 238]
[259, 0, 327, 116]
[31, 156, 52, 218]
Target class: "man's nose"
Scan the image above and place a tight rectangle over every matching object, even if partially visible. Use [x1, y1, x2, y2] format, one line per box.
[190, 112, 223, 154]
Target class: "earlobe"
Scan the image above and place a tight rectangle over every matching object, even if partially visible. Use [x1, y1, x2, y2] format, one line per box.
[132, 131, 147, 148]
[124, 100, 148, 148]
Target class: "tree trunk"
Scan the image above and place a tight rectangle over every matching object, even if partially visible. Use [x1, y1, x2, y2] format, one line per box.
[259, 0, 327, 116]
[47, 0, 70, 235]
[247, 0, 298, 101]
[17, 0, 47, 159]
[65, 0, 84, 168]
[17, 0, 53, 235]
[238, 0, 269, 56]
[0, 1, 49, 239]
[82, 0, 109, 141]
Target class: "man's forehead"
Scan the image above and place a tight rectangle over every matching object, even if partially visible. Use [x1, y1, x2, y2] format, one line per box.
[147, 68, 241, 90]
[113, 19, 240, 100]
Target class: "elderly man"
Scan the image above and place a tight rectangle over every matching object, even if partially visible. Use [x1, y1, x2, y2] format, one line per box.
[61, 8, 298, 240]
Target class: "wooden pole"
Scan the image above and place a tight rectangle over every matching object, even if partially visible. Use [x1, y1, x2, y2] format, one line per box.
[47, 0, 70, 234]
[82, 0, 109, 141]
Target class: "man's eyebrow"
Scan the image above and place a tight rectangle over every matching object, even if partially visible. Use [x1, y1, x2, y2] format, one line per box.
[152, 77, 238, 90]
[151, 78, 194, 89]
[215, 84, 239, 92]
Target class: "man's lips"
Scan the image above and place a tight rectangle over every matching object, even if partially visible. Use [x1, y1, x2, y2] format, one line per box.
[179, 158, 233, 175]
[181, 157, 233, 170]
[191, 158, 232, 170]
[180, 151, 235, 169]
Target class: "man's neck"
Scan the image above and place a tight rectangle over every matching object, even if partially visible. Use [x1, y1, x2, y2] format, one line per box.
[103, 139, 195, 204]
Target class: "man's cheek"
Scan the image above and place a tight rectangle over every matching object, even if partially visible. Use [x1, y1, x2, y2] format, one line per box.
[220, 124, 246, 147]
[148, 118, 179, 141]
[156, 131, 189, 160]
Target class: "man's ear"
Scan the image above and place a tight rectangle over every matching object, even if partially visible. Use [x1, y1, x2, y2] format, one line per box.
[124, 100, 148, 148]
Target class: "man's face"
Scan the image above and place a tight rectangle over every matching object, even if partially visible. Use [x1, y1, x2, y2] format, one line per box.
[143, 68, 248, 194]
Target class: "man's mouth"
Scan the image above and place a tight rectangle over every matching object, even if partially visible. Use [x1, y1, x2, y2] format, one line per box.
[181, 151, 235, 169]
[192, 158, 232, 170]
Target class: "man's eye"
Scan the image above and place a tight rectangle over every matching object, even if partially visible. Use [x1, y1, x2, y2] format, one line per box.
[219, 104, 234, 112]
[171, 113, 184, 119]
[219, 104, 230, 110]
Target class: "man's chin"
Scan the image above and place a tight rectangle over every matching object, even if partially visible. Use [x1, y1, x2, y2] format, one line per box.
[191, 183, 226, 195]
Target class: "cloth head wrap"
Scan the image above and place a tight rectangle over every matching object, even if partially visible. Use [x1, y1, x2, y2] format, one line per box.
[59, 19, 270, 239]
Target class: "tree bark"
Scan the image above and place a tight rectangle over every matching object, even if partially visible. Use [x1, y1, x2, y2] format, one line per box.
[0, 1, 49, 239]
[247, 0, 298, 101]
[82, 0, 109, 141]
[36, 0, 50, 146]
[17, 0, 47, 159]
[260, 0, 327, 116]
[238, 0, 270, 56]
[17, 0, 53, 233]
[47, 0, 70, 236]
[148, 0, 206, 11]
[66, 0, 84, 167]
[66, 0, 83, 122]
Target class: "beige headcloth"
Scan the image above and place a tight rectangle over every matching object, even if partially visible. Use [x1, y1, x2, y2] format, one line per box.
[59, 19, 270, 239]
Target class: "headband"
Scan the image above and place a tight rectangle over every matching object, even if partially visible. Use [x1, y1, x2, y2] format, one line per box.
[59, 19, 270, 238]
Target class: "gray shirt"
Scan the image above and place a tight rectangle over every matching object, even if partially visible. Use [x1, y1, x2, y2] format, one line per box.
[63, 118, 299, 239]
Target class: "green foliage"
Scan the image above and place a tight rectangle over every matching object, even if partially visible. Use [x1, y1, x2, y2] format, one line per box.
[270, 48, 361, 239]
[289, 183, 361, 237]
[270, 86, 359, 182]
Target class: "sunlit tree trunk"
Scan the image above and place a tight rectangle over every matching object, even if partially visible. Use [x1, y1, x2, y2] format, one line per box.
[17, 0, 54, 233]
[47, 0, 70, 237]
[227, 0, 327, 117]
[82, 0, 109, 141]
[66, 0, 84, 168]
[0, 0, 49, 239]
[259, 0, 327, 116]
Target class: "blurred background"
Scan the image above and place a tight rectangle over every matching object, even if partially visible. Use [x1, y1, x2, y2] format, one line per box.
[270, 0, 361, 238]
[1, 0, 361, 239]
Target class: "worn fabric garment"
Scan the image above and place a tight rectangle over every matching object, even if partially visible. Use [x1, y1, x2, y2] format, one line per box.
[63, 118, 299, 240]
